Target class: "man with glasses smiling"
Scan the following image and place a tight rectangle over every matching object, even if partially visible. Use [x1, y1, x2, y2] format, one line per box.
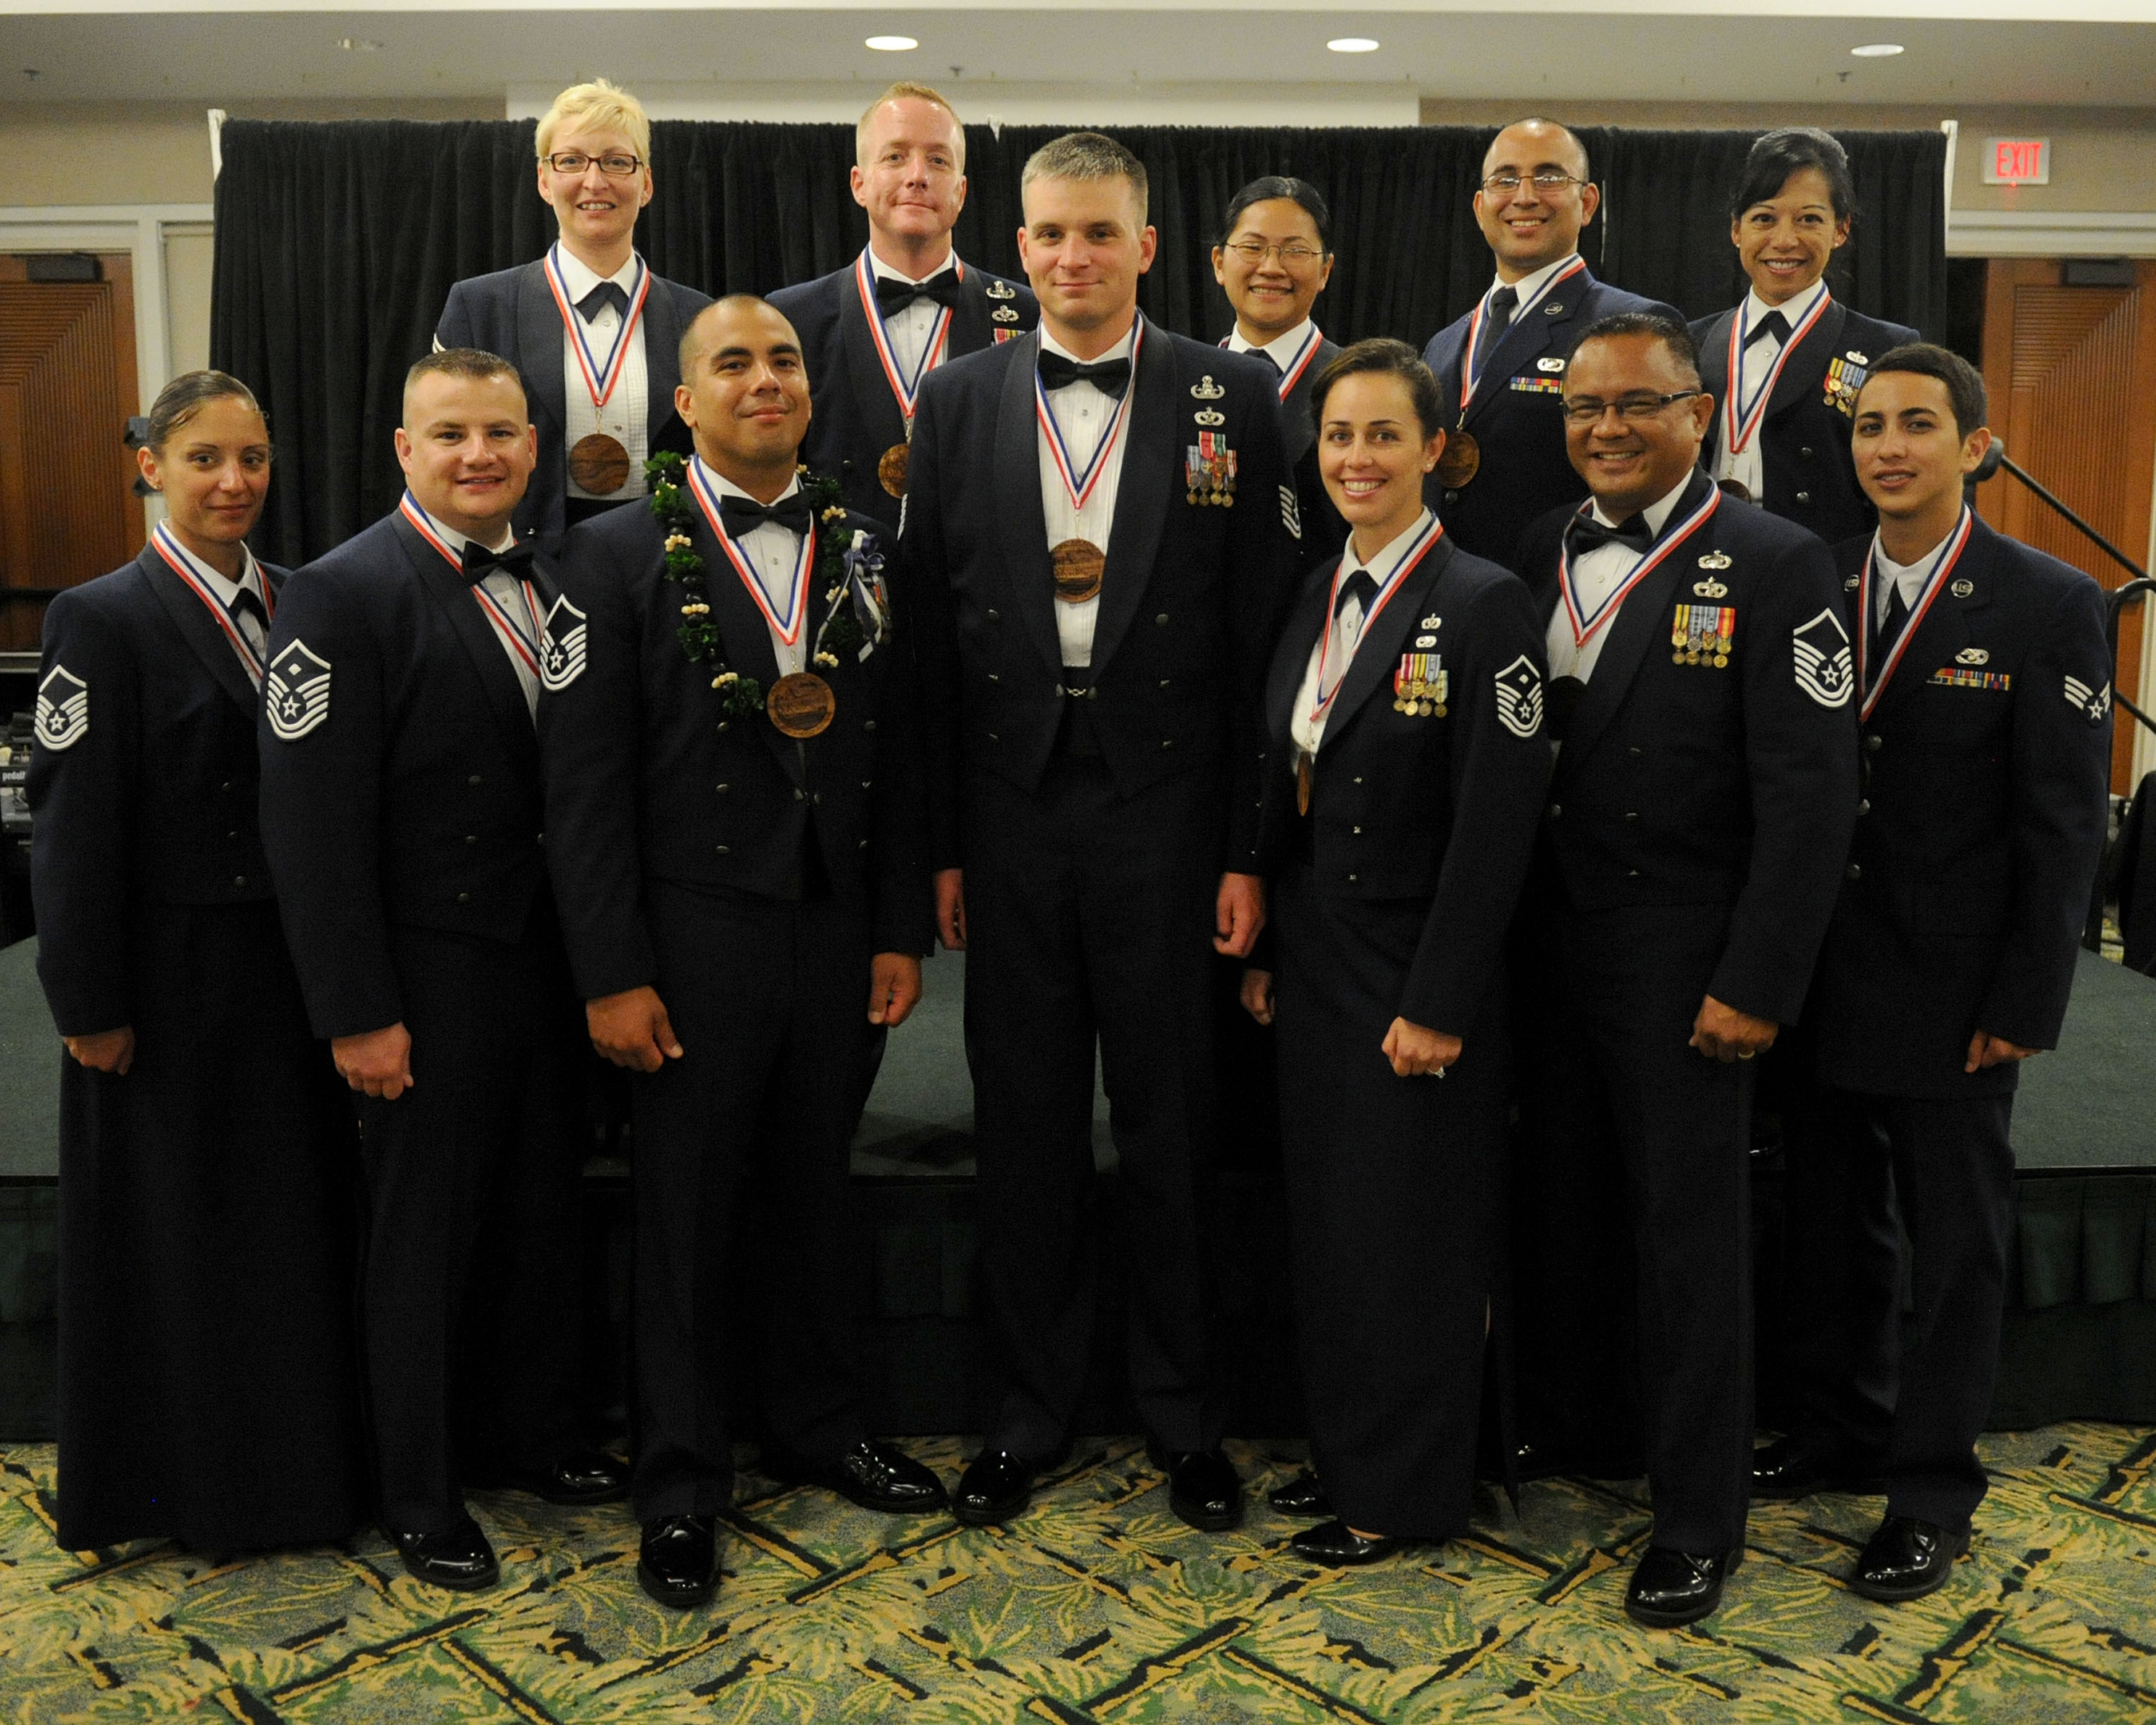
[438, 80, 711, 550]
[1420, 119, 1677, 573]
[1508, 313, 1856, 1627]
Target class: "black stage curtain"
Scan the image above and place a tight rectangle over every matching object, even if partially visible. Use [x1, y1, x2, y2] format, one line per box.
[212, 118, 1946, 565]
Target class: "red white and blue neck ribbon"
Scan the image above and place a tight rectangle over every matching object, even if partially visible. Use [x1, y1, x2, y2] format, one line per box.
[686, 459, 815, 647]
[1220, 322, 1324, 403]
[1307, 510, 1444, 729]
[543, 244, 651, 413]
[149, 520, 272, 687]
[1460, 254, 1586, 420]
[1558, 484, 1722, 648]
[1725, 285, 1831, 457]
[1858, 504, 1972, 720]
[1036, 318, 1146, 514]
[857, 249, 962, 423]
[399, 492, 543, 676]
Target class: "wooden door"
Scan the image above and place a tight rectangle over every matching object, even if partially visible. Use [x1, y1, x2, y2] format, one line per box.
[0, 254, 143, 652]
[1979, 259, 2156, 794]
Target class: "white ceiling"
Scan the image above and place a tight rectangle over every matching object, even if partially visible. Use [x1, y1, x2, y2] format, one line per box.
[2, 5, 2154, 109]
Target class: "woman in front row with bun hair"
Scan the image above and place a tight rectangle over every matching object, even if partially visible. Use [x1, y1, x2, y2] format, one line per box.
[28, 370, 367, 1554]
[1241, 340, 1550, 1561]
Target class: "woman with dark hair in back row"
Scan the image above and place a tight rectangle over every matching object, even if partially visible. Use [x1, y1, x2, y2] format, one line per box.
[28, 371, 367, 1554]
[1693, 126, 1921, 547]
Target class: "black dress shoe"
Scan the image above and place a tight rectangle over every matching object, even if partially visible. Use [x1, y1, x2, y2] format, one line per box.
[1850, 1515, 1968, 1603]
[1153, 1446, 1243, 1532]
[769, 1439, 948, 1514]
[1290, 1518, 1399, 1565]
[1751, 1437, 1884, 1501]
[521, 1448, 632, 1506]
[952, 1448, 1039, 1527]
[1624, 1545, 1742, 1627]
[392, 1519, 499, 1591]
[1268, 1471, 1333, 1519]
[638, 1514, 717, 1609]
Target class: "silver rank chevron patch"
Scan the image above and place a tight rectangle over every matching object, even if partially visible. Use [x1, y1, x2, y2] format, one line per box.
[33, 664, 87, 751]
[266, 640, 332, 741]
[1279, 484, 1301, 540]
[1495, 654, 1544, 738]
[540, 594, 588, 692]
[1792, 607, 1853, 708]
[2064, 672, 2112, 724]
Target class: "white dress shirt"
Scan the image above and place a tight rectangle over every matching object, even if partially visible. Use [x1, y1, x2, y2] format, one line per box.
[412, 503, 539, 717]
[1871, 534, 1949, 632]
[1485, 253, 1581, 327]
[553, 243, 651, 502]
[701, 461, 811, 678]
[1545, 474, 1694, 687]
[157, 529, 269, 656]
[1714, 279, 1828, 506]
[1226, 317, 1318, 385]
[1290, 508, 1436, 758]
[1036, 322, 1138, 669]
[867, 248, 959, 386]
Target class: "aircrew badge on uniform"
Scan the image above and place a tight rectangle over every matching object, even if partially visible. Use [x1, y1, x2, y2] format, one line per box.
[1185, 433, 1236, 506]
[1191, 375, 1226, 401]
[1537, 356, 1565, 372]
[1395, 652, 1447, 716]
[1694, 553, 1731, 599]
[1791, 608, 1853, 708]
[1825, 354, 1868, 418]
[992, 307, 1020, 324]
[1672, 603, 1735, 667]
[267, 640, 333, 740]
[985, 279, 1017, 300]
[1495, 654, 1543, 738]
[2064, 673, 2113, 724]
[33, 664, 87, 752]
[1957, 647, 1991, 666]
[540, 594, 588, 691]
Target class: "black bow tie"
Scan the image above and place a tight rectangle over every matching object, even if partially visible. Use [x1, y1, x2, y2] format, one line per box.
[461, 539, 537, 584]
[1334, 569, 1378, 620]
[1747, 308, 1791, 349]
[718, 492, 814, 537]
[1038, 351, 1133, 399]
[1565, 512, 1654, 557]
[874, 271, 965, 316]
[577, 280, 629, 322]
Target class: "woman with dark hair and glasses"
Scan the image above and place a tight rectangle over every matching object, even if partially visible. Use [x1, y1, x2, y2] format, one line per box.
[1240, 339, 1549, 1563]
[1213, 175, 1348, 566]
[1692, 127, 1920, 546]
[27, 371, 367, 1554]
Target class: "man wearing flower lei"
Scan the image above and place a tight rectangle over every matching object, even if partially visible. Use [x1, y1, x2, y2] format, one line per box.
[538, 294, 941, 1611]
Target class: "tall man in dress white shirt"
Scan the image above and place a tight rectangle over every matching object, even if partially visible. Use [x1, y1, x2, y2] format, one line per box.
[771, 80, 1038, 528]
[437, 79, 711, 549]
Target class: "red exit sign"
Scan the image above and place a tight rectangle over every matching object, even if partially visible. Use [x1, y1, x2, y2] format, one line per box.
[1983, 137, 2051, 185]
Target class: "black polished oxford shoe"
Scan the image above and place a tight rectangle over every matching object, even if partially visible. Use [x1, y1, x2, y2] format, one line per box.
[521, 1448, 632, 1506]
[1624, 1545, 1742, 1627]
[638, 1514, 717, 1609]
[952, 1448, 1042, 1527]
[1268, 1471, 1333, 1519]
[1751, 1436, 1884, 1501]
[768, 1439, 949, 1514]
[1850, 1515, 1968, 1603]
[1289, 1518, 1399, 1565]
[1151, 1446, 1243, 1532]
[392, 1518, 499, 1591]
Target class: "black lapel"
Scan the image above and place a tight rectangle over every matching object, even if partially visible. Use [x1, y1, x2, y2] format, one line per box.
[640, 272, 689, 441]
[1766, 296, 1843, 422]
[1563, 470, 1716, 760]
[1280, 334, 1336, 470]
[838, 256, 908, 457]
[1330, 533, 1452, 735]
[138, 545, 259, 711]
[1696, 308, 1736, 465]
[1874, 516, 1996, 718]
[392, 513, 538, 758]
[1463, 266, 1584, 428]
[993, 331, 1064, 678]
[1089, 321, 1176, 676]
[1428, 318, 1469, 429]
[951, 264, 995, 356]
[517, 259, 570, 447]
[1269, 560, 1336, 742]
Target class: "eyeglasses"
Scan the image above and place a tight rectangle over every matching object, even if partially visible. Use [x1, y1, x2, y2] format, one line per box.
[1222, 239, 1327, 266]
[1481, 170, 1587, 197]
[1560, 390, 1703, 426]
[542, 151, 643, 178]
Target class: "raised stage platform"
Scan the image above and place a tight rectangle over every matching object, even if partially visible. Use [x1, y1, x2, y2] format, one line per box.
[1, 939, 2152, 1440]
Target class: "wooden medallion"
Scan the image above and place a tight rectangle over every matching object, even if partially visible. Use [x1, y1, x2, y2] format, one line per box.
[766, 671, 837, 738]
[1434, 430, 1480, 490]
[568, 433, 631, 495]
[1051, 538, 1107, 604]
[1295, 752, 1312, 816]
[878, 443, 910, 498]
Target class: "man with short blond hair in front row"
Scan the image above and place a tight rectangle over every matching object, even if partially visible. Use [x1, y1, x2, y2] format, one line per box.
[438, 79, 710, 548]
[771, 79, 1038, 527]
[902, 131, 1300, 1532]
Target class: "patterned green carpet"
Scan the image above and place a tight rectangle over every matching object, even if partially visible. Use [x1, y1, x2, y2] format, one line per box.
[2, 1427, 2152, 1722]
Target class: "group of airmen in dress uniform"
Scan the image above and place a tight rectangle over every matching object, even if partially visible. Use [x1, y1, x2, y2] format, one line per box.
[28, 77, 2116, 1629]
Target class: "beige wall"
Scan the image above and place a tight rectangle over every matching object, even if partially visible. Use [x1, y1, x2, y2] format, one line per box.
[1419, 98, 2156, 216]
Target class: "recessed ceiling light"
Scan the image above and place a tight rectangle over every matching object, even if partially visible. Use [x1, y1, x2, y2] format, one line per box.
[1328, 37, 1381, 54]
[1850, 43, 1904, 58]
[336, 37, 382, 52]
[865, 35, 918, 51]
